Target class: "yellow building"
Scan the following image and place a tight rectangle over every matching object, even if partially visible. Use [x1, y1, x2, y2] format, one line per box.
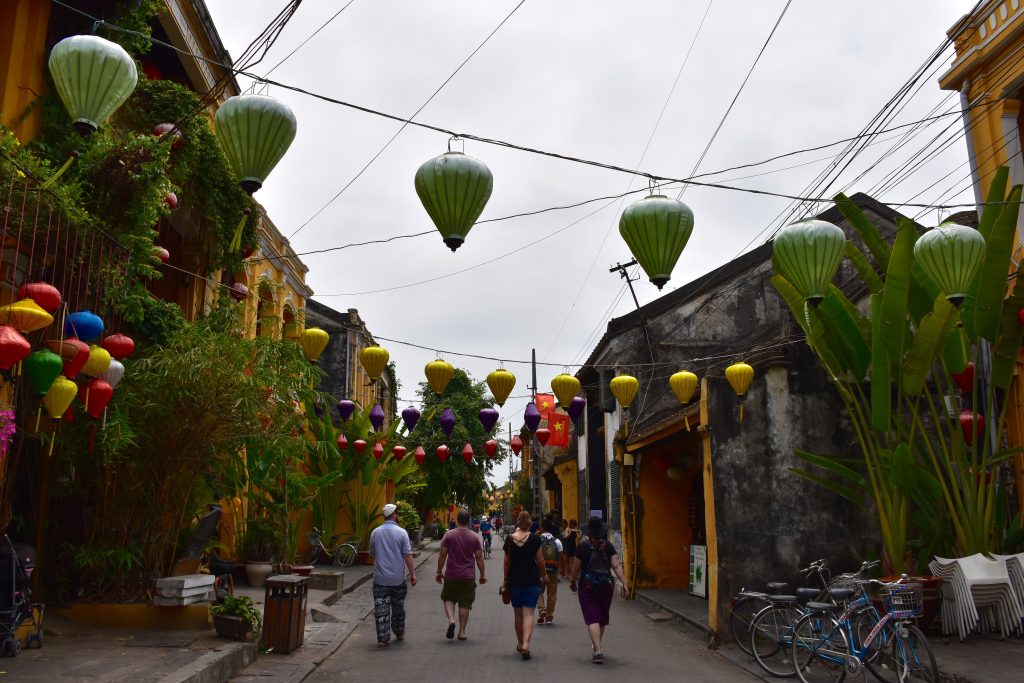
[940, 0, 1024, 515]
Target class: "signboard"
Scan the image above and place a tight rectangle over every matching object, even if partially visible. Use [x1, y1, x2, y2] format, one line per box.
[589, 510, 603, 520]
[689, 544, 707, 598]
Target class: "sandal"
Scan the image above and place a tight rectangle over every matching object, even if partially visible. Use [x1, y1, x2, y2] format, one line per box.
[521, 649, 531, 660]
[377, 640, 391, 649]
[591, 652, 603, 664]
[446, 623, 456, 639]
[537, 609, 547, 624]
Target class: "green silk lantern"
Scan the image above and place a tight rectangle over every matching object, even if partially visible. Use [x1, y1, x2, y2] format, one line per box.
[619, 194, 695, 289]
[771, 219, 846, 306]
[215, 94, 297, 194]
[48, 35, 138, 136]
[913, 223, 985, 306]
[414, 150, 493, 251]
[24, 349, 63, 396]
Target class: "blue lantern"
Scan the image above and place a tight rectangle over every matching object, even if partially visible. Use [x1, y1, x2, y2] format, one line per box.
[65, 311, 103, 342]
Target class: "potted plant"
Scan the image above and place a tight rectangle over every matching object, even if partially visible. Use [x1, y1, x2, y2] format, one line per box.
[241, 519, 279, 588]
[395, 501, 422, 545]
[211, 595, 262, 641]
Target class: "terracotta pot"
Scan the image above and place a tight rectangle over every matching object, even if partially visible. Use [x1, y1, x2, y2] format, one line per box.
[245, 560, 274, 588]
[212, 614, 253, 641]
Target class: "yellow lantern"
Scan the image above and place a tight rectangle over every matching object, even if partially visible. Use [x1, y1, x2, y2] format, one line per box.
[299, 327, 329, 362]
[486, 368, 516, 407]
[360, 345, 389, 382]
[425, 358, 455, 394]
[82, 345, 111, 377]
[666, 465, 686, 482]
[0, 299, 54, 333]
[669, 371, 698, 404]
[610, 374, 639, 409]
[550, 373, 581, 407]
[43, 374, 77, 420]
[725, 362, 755, 420]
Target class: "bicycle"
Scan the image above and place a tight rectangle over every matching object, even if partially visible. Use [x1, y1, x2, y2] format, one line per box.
[482, 532, 493, 559]
[304, 528, 359, 567]
[790, 578, 937, 683]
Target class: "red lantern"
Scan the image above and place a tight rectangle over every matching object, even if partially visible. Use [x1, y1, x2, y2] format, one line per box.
[655, 454, 672, 471]
[437, 444, 450, 462]
[78, 378, 114, 418]
[414, 446, 426, 465]
[242, 245, 256, 260]
[153, 123, 184, 151]
[165, 192, 178, 210]
[393, 445, 407, 461]
[511, 434, 523, 455]
[154, 246, 170, 263]
[336, 433, 348, 451]
[536, 428, 551, 446]
[230, 283, 249, 302]
[18, 282, 61, 313]
[101, 333, 135, 360]
[0, 325, 31, 371]
[960, 409, 985, 445]
[484, 439, 498, 458]
[353, 439, 367, 455]
[462, 443, 474, 463]
[373, 442, 384, 461]
[47, 338, 90, 378]
[951, 362, 975, 395]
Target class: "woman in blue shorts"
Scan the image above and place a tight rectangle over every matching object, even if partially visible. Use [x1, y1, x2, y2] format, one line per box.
[502, 510, 548, 660]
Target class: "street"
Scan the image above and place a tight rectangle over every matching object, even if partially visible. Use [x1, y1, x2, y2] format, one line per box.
[311, 545, 756, 682]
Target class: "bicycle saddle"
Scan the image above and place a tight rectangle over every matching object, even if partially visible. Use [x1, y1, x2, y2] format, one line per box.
[796, 587, 820, 603]
[805, 601, 842, 612]
[766, 582, 788, 592]
[828, 588, 855, 601]
[767, 594, 799, 603]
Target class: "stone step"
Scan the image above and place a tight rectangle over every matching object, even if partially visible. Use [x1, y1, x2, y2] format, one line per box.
[158, 584, 216, 599]
[153, 592, 213, 607]
[155, 574, 215, 590]
[307, 569, 345, 593]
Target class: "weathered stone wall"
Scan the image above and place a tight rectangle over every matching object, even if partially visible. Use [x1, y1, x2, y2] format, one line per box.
[304, 301, 349, 404]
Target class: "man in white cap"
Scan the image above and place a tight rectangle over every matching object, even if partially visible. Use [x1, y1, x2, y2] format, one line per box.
[368, 503, 417, 647]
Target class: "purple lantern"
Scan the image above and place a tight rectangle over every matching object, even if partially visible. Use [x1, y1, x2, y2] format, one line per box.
[524, 402, 541, 433]
[440, 407, 456, 438]
[567, 396, 586, 423]
[369, 404, 385, 432]
[336, 399, 355, 421]
[478, 407, 499, 432]
[402, 405, 421, 432]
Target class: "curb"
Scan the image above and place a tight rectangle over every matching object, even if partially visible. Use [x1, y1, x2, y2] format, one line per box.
[159, 641, 258, 683]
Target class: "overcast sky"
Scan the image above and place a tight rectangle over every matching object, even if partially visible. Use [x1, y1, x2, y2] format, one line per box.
[206, 0, 978, 483]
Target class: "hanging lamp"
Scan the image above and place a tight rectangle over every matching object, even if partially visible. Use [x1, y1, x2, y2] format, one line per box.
[336, 399, 356, 421]
[425, 358, 455, 394]
[619, 193, 695, 289]
[46, 338, 90, 379]
[336, 433, 348, 451]
[414, 142, 494, 252]
[0, 299, 53, 334]
[359, 345, 389, 383]
[510, 434, 523, 455]
[18, 283, 61, 314]
[393, 445, 407, 462]
[299, 327, 329, 362]
[913, 223, 986, 306]
[0, 326, 31, 372]
[536, 428, 551, 446]
[214, 94, 297, 194]
[669, 371, 698, 404]
[771, 219, 846, 306]
[100, 359, 125, 389]
[478, 407, 499, 432]
[440, 408, 456, 438]
[100, 333, 135, 360]
[82, 345, 111, 377]
[725, 362, 755, 421]
[43, 375, 77, 421]
[523, 402, 541, 433]
[369, 404, 386, 432]
[610, 374, 639, 409]
[402, 406, 421, 432]
[550, 373, 581, 408]
[486, 368, 516, 406]
[373, 442, 385, 461]
[461, 443, 474, 463]
[65, 311, 103, 342]
[353, 439, 367, 455]
[414, 446, 427, 465]
[437, 444, 450, 462]
[484, 439, 498, 458]
[48, 35, 138, 136]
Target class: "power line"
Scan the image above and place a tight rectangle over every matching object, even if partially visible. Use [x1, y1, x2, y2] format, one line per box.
[261, 0, 359, 78]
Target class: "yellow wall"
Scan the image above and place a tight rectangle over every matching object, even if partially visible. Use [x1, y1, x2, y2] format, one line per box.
[553, 459, 578, 522]
[0, 0, 49, 142]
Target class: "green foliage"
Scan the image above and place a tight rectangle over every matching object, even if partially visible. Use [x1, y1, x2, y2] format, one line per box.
[395, 500, 420, 532]
[211, 595, 262, 635]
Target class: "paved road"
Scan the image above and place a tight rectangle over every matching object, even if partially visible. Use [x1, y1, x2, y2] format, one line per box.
[311, 545, 757, 682]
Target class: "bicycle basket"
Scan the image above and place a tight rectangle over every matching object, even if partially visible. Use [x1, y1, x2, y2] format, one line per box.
[880, 583, 923, 617]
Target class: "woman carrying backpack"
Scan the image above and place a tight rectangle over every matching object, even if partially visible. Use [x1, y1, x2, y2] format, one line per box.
[569, 516, 629, 664]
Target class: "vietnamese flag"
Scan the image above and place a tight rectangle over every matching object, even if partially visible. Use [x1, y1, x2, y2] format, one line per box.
[548, 411, 570, 447]
[536, 393, 556, 419]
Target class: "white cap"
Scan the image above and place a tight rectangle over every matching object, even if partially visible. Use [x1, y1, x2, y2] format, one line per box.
[383, 503, 397, 518]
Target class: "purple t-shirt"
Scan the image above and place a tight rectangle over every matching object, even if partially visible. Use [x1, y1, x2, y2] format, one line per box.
[441, 527, 482, 580]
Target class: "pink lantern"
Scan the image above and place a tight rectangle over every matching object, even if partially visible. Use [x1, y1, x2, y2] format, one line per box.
[393, 445, 407, 461]
[437, 444, 450, 462]
[484, 439, 498, 458]
[353, 439, 367, 455]
[462, 443, 473, 463]
[536, 428, 551, 446]
[336, 433, 348, 451]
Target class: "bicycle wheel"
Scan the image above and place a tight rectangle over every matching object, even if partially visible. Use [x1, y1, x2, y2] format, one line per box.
[750, 604, 802, 677]
[791, 612, 848, 683]
[335, 543, 357, 567]
[304, 545, 322, 565]
[886, 625, 937, 683]
[852, 609, 889, 666]
[860, 615, 900, 683]
[730, 595, 768, 656]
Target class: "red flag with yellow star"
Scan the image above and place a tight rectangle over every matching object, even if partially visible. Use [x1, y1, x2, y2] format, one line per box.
[535, 393, 556, 419]
[548, 411, 570, 447]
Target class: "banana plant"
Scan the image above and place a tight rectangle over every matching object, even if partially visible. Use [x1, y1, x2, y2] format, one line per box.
[773, 166, 1023, 573]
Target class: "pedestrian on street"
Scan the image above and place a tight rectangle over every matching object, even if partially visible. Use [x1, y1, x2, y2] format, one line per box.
[436, 508, 486, 641]
[503, 510, 548, 660]
[561, 519, 578, 578]
[537, 518, 562, 625]
[368, 503, 418, 648]
[569, 516, 629, 664]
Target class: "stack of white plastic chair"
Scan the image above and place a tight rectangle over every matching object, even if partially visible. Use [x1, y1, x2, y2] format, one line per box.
[991, 552, 1024, 632]
[930, 554, 1023, 640]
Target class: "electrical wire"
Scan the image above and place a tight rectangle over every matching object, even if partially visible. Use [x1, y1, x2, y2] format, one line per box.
[261, 0, 359, 78]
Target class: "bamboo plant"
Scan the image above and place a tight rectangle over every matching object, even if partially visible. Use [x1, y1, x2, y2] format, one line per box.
[773, 166, 1023, 573]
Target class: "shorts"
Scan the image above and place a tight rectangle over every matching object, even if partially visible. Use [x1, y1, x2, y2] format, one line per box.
[440, 579, 477, 609]
[509, 585, 542, 609]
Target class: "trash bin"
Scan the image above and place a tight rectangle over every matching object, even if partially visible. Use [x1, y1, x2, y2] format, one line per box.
[262, 574, 309, 654]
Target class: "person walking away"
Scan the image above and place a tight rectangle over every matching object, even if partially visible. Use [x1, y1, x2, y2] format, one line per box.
[436, 509, 485, 640]
[570, 516, 629, 664]
[537, 519, 562, 624]
[503, 510, 548, 659]
[561, 519, 578, 578]
[480, 516, 493, 557]
[368, 503, 418, 648]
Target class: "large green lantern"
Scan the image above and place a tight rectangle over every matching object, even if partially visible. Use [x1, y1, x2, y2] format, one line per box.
[414, 148, 493, 251]
[913, 223, 985, 306]
[771, 219, 846, 306]
[215, 94, 297, 194]
[48, 35, 138, 137]
[619, 194, 694, 289]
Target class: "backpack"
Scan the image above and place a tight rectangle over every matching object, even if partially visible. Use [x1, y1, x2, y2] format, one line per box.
[585, 540, 612, 578]
[540, 535, 560, 573]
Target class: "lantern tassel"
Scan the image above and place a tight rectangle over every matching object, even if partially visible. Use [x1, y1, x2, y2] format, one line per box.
[84, 387, 90, 413]
[229, 213, 247, 253]
[684, 416, 690, 432]
[739, 402, 745, 422]
[40, 152, 77, 190]
[35, 405, 41, 432]
[48, 432, 56, 457]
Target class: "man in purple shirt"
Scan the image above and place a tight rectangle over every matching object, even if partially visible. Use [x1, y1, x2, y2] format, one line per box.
[436, 508, 486, 640]
[369, 503, 417, 648]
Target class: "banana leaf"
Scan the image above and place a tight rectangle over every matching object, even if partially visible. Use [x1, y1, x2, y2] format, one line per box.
[880, 220, 916, 359]
[941, 326, 969, 374]
[991, 262, 1024, 391]
[820, 285, 871, 379]
[845, 240, 883, 294]
[903, 296, 960, 396]
[972, 184, 1022, 341]
[835, 192, 890, 270]
[772, 274, 847, 378]
[871, 293, 891, 431]
[962, 166, 1009, 337]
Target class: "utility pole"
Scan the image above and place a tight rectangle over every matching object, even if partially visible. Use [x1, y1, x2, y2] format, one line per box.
[530, 348, 541, 520]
